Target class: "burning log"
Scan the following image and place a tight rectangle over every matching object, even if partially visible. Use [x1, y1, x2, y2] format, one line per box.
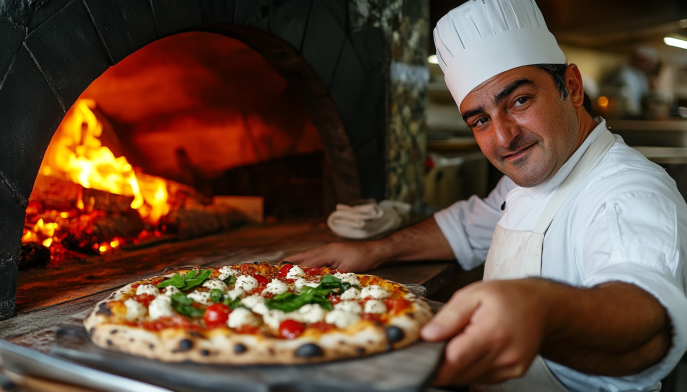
[30, 175, 136, 214]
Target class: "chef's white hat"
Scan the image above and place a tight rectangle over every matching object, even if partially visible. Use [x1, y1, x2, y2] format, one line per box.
[434, 0, 566, 109]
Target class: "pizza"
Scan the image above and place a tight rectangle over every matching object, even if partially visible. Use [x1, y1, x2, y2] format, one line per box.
[83, 262, 433, 364]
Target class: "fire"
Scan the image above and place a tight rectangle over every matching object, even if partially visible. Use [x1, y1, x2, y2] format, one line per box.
[39, 99, 170, 224]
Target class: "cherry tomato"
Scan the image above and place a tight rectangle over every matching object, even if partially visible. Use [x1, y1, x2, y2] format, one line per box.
[135, 294, 156, 307]
[279, 319, 306, 339]
[253, 274, 269, 286]
[307, 266, 321, 276]
[327, 293, 342, 305]
[203, 303, 231, 328]
[384, 298, 410, 313]
[278, 264, 294, 279]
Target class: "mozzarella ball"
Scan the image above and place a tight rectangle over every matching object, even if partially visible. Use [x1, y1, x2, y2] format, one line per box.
[334, 272, 361, 287]
[293, 278, 319, 293]
[203, 279, 229, 292]
[340, 287, 361, 300]
[364, 299, 387, 314]
[187, 290, 212, 305]
[124, 299, 147, 321]
[240, 294, 265, 309]
[263, 310, 287, 330]
[148, 295, 174, 320]
[228, 308, 260, 328]
[334, 300, 363, 314]
[226, 288, 245, 301]
[136, 284, 159, 297]
[286, 265, 306, 279]
[361, 285, 389, 299]
[218, 266, 236, 281]
[325, 309, 360, 329]
[296, 304, 327, 323]
[162, 286, 180, 296]
[235, 275, 258, 292]
[262, 279, 289, 296]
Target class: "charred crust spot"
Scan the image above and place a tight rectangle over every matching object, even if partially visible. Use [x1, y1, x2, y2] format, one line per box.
[110, 329, 118, 335]
[88, 327, 95, 336]
[373, 321, 383, 327]
[338, 340, 345, 345]
[356, 347, 365, 354]
[106, 339, 113, 346]
[149, 344, 155, 349]
[174, 339, 193, 352]
[406, 312, 415, 319]
[200, 349, 210, 356]
[295, 343, 323, 358]
[386, 326, 405, 345]
[96, 303, 112, 317]
[108, 293, 117, 299]
[268, 348, 275, 355]
[234, 343, 247, 354]
[279, 260, 294, 265]
[252, 261, 260, 265]
[189, 331, 202, 337]
[129, 338, 134, 342]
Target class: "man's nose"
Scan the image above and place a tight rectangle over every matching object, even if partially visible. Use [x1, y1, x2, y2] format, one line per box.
[492, 114, 520, 148]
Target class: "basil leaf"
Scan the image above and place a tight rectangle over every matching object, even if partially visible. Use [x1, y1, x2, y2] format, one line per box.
[224, 297, 244, 310]
[312, 296, 334, 311]
[223, 275, 236, 287]
[210, 289, 225, 304]
[181, 269, 212, 291]
[157, 273, 186, 289]
[170, 292, 205, 318]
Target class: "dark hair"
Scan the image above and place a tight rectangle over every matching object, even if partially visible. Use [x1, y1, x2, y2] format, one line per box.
[532, 64, 593, 116]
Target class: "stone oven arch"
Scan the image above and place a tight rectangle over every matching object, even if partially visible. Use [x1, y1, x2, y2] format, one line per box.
[0, 0, 391, 320]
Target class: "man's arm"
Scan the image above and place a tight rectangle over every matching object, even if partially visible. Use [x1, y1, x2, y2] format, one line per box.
[287, 217, 455, 272]
[421, 279, 671, 385]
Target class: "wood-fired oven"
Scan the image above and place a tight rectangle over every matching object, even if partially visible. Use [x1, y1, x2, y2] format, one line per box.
[0, 0, 429, 321]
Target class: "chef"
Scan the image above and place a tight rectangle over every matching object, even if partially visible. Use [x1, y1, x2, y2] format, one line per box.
[290, 0, 687, 390]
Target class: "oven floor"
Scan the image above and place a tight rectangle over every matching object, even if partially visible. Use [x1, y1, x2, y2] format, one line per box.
[1, 220, 460, 352]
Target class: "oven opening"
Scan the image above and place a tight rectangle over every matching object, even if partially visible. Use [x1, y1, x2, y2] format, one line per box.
[20, 32, 326, 270]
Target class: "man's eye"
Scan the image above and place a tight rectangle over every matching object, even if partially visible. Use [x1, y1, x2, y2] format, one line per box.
[472, 117, 489, 127]
[514, 97, 529, 106]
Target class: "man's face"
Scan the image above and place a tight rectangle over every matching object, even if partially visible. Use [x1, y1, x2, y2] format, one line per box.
[460, 66, 581, 187]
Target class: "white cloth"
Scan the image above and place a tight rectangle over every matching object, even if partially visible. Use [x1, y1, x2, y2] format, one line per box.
[433, 0, 566, 108]
[327, 201, 410, 240]
[435, 119, 687, 392]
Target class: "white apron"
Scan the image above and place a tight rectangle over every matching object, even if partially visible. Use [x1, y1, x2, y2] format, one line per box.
[472, 129, 616, 392]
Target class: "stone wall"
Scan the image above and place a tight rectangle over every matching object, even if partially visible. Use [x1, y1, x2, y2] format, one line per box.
[350, 0, 429, 208]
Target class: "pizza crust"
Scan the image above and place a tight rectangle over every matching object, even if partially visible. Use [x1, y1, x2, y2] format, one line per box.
[84, 266, 433, 364]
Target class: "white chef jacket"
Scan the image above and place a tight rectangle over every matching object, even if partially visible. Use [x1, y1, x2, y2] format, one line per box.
[435, 119, 687, 392]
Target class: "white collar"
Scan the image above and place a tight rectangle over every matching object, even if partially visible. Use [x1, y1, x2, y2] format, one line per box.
[519, 117, 608, 195]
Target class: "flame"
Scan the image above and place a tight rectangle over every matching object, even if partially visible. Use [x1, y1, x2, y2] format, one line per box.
[39, 99, 169, 224]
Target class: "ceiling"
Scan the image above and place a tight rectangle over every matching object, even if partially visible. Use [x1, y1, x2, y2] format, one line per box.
[429, 0, 687, 52]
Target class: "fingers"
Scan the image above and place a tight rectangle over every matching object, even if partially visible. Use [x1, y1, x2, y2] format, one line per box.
[432, 321, 496, 385]
[421, 290, 481, 341]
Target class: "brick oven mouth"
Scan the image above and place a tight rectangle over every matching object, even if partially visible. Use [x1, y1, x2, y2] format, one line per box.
[20, 31, 329, 273]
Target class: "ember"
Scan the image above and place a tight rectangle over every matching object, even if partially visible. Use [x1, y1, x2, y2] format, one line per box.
[22, 99, 244, 268]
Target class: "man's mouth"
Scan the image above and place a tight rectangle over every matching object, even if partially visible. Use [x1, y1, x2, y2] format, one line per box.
[502, 143, 535, 161]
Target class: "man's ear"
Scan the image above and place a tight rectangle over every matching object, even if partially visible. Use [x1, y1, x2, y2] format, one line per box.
[565, 64, 585, 109]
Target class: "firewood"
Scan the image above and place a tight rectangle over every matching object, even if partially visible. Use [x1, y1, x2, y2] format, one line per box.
[166, 201, 245, 240]
[30, 175, 135, 213]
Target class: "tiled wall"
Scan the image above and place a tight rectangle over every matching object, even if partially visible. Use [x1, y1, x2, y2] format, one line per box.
[0, 0, 428, 320]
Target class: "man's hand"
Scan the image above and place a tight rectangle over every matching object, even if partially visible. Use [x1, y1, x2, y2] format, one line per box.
[421, 279, 671, 386]
[287, 242, 385, 272]
[288, 217, 456, 272]
[421, 280, 549, 385]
